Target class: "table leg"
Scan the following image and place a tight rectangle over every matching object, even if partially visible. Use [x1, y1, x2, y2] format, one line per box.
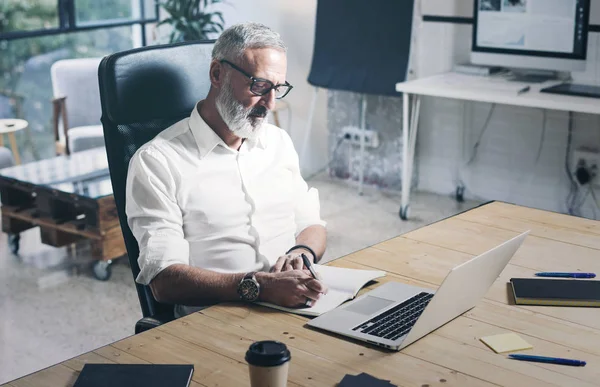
[407, 96, 421, 196]
[400, 94, 421, 220]
[8, 132, 20, 164]
[8, 233, 20, 254]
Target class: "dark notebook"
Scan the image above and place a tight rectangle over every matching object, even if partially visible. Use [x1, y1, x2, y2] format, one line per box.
[510, 278, 600, 307]
[73, 364, 194, 387]
[540, 83, 600, 99]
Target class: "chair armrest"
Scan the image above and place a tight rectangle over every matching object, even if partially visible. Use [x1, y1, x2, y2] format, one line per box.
[135, 313, 175, 334]
[52, 96, 70, 154]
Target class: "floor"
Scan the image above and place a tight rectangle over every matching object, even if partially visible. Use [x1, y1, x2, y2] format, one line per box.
[0, 174, 480, 384]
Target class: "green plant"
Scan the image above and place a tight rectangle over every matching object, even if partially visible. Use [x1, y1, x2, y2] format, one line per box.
[158, 0, 225, 43]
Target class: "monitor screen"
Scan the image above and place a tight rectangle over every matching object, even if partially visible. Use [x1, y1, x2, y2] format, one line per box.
[473, 0, 589, 60]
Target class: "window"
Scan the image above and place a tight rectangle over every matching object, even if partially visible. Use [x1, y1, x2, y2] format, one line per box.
[0, 0, 158, 162]
[0, 1, 60, 33]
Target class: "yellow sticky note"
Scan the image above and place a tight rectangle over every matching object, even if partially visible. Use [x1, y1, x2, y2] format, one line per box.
[480, 333, 533, 354]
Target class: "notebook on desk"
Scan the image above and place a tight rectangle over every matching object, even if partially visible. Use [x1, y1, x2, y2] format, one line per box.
[257, 265, 386, 316]
[510, 278, 600, 307]
[73, 364, 194, 387]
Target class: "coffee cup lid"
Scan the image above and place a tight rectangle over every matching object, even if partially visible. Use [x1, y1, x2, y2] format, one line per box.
[245, 341, 291, 367]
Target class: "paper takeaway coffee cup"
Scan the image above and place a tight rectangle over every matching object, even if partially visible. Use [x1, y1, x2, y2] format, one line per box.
[245, 340, 291, 387]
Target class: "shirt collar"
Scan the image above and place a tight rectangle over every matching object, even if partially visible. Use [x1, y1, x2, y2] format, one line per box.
[189, 101, 267, 159]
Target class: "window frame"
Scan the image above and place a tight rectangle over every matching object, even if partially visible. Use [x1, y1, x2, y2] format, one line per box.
[0, 0, 159, 46]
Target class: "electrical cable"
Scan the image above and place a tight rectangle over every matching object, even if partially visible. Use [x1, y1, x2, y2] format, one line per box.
[466, 103, 496, 166]
[590, 187, 599, 220]
[591, 186, 600, 210]
[455, 102, 496, 202]
[304, 136, 347, 181]
[534, 109, 546, 165]
[573, 187, 590, 216]
[564, 112, 578, 215]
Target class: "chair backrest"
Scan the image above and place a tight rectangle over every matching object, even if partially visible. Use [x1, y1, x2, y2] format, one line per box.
[98, 41, 215, 318]
[51, 58, 103, 133]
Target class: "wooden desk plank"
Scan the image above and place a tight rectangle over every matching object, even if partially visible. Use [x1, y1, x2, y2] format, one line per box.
[344, 238, 473, 286]
[93, 346, 151, 365]
[457, 209, 600, 251]
[466, 302, 600, 357]
[156, 313, 364, 387]
[109, 330, 251, 387]
[196, 305, 495, 387]
[433, 317, 600, 385]
[402, 218, 600, 272]
[403, 217, 521, 255]
[467, 202, 600, 237]
[200, 303, 594, 387]
[401, 333, 590, 387]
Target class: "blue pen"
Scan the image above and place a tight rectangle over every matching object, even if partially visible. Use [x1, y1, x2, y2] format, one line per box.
[535, 272, 596, 278]
[508, 354, 586, 367]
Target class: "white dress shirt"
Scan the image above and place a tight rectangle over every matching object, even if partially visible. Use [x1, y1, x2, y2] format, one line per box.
[126, 101, 326, 291]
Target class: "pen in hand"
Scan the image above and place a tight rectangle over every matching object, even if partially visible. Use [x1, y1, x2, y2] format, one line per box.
[301, 253, 323, 281]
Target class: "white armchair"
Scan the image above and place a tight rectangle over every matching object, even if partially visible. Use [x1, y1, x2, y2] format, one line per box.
[50, 58, 105, 155]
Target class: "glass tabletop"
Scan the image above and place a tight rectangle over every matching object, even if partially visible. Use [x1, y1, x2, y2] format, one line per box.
[0, 148, 113, 199]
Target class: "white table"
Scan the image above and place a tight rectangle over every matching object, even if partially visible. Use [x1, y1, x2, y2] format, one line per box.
[395, 72, 600, 220]
[0, 118, 28, 165]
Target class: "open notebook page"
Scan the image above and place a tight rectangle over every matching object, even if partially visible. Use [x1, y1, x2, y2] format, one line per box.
[314, 265, 386, 296]
[256, 265, 386, 317]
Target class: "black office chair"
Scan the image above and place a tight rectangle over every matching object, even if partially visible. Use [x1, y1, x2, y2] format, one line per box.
[98, 40, 215, 334]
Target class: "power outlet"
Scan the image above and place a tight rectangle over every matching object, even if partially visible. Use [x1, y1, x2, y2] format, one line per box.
[340, 126, 380, 148]
[572, 147, 600, 186]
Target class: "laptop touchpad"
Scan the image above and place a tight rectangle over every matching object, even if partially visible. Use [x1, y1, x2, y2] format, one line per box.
[345, 296, 395, 315]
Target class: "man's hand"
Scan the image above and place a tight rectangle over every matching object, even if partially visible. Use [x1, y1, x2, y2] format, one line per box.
[271, 250, 312, 273]
[256, 270, 328, 308]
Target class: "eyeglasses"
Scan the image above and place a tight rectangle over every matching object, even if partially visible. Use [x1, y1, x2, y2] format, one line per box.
[220, 59, 293, 99]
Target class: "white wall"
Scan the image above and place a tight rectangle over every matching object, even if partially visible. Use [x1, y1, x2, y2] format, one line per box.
[415, 0, 600, 218]
[218, 1, 328, 174]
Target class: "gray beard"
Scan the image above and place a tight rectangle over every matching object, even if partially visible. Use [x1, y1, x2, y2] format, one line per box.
[215, 77, 267, 140]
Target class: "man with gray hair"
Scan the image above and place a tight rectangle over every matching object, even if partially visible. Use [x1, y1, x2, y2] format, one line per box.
[126, 22, 327, 317]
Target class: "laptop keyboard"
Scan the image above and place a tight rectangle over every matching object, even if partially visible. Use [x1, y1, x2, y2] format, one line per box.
[352, 292, 434, 341]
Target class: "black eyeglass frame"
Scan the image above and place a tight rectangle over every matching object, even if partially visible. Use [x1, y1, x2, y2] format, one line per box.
[220, 59, 293, 99]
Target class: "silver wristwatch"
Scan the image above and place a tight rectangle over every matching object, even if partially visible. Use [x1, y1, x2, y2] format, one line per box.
[237, 272, 260, 302]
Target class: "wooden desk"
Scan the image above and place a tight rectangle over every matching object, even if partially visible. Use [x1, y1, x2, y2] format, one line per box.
[4, 202, 599, 387]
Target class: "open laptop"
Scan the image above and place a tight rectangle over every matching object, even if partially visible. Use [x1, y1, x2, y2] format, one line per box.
[308, 231, 529, 350]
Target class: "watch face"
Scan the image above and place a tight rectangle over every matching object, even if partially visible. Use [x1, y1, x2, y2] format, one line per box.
[239, 279, 259, 301]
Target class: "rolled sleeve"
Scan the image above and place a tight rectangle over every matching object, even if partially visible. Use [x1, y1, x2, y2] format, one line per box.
[280, 132, 327, 235]
[294, 185, 326, 234]
[126, 147, 189, 285]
